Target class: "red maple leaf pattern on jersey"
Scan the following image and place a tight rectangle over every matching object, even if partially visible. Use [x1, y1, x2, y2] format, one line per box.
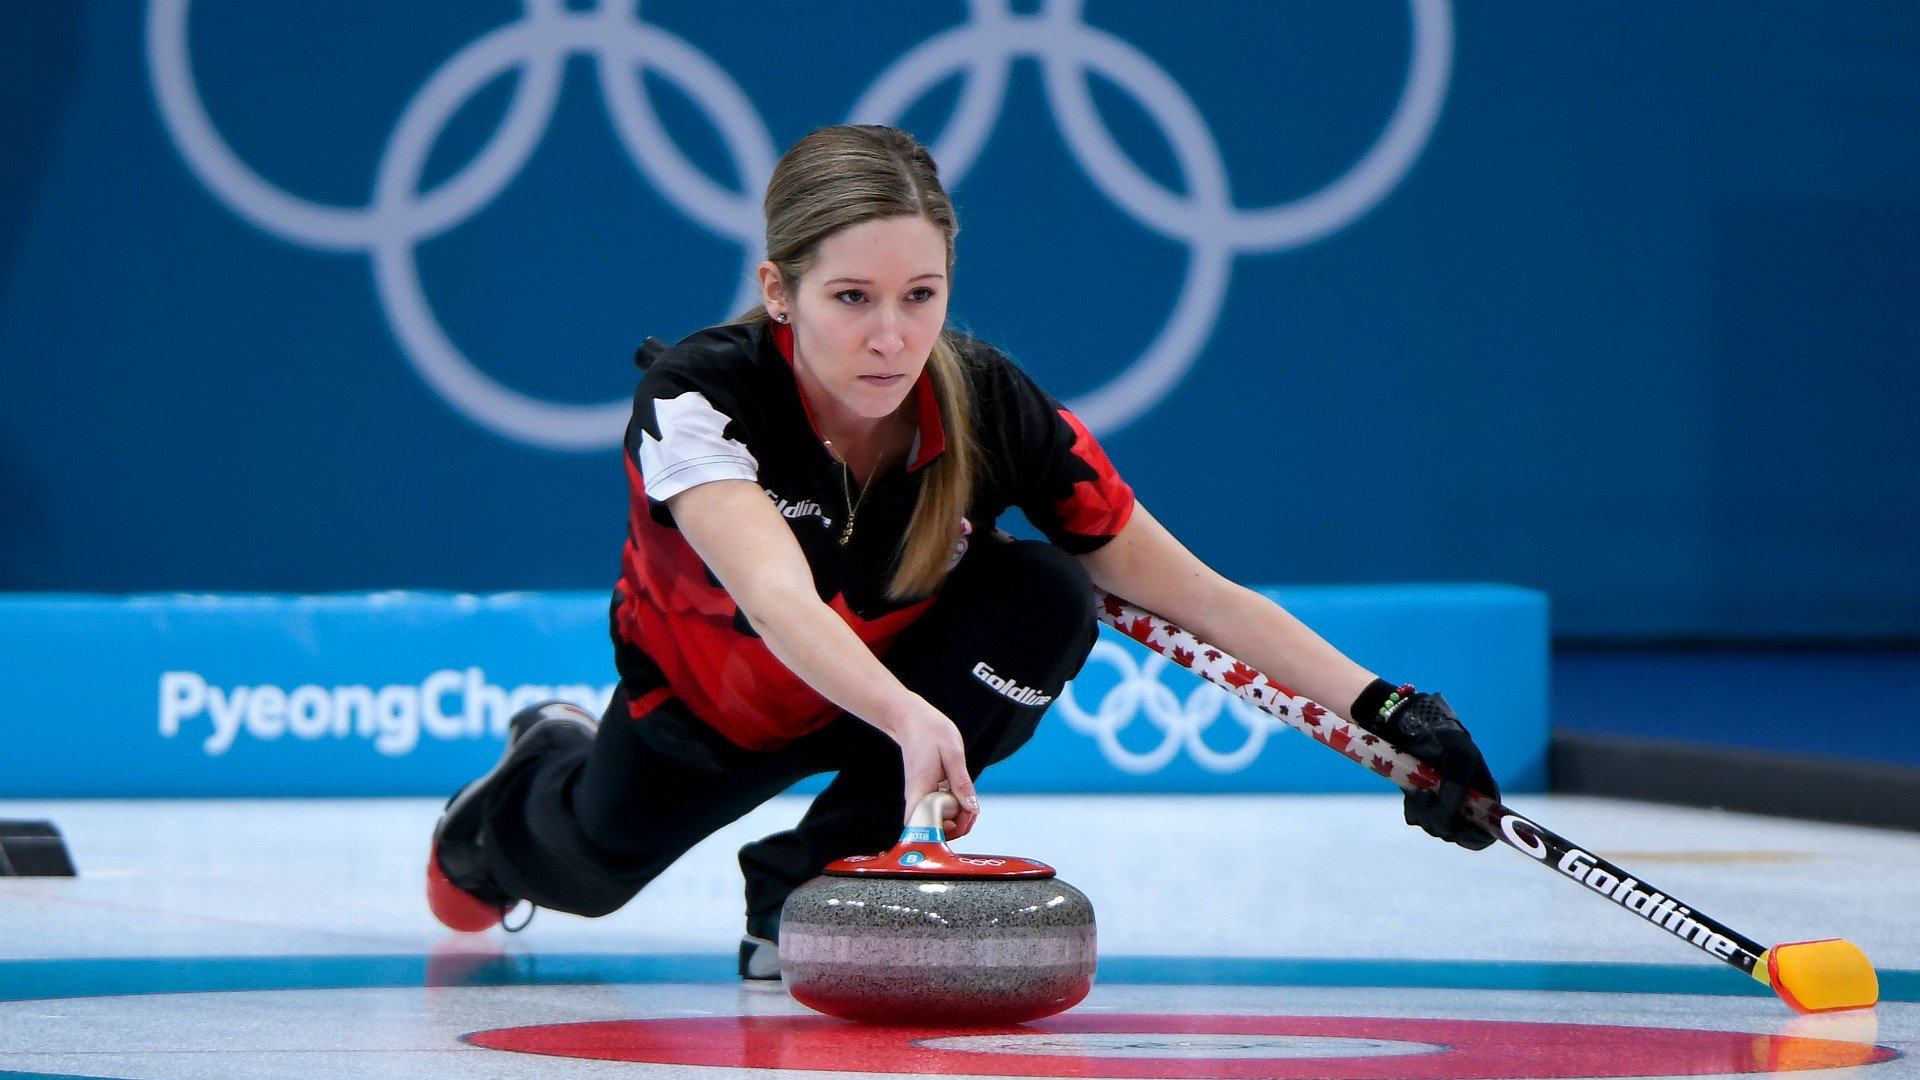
[1053, 409, 1134, 539]
[1328, 728, 1353, 754]
[1101, 594, 1128, 619]
[1172, 646, 1195, 667]
[1300, 701, 1327, 727]
[1126, 616, 1154, 642]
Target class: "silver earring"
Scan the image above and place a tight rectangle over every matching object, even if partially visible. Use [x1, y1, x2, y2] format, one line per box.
[772, 311, 789, 324]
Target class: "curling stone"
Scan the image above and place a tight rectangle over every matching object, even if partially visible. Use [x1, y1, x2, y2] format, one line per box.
[779, 792, 1096, 1026]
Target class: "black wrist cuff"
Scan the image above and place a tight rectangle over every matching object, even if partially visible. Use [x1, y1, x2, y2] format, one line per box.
[1351, 677, 1400, 731]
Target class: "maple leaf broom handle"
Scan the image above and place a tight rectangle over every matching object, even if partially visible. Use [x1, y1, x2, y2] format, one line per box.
[1093, 590, 1798, 987]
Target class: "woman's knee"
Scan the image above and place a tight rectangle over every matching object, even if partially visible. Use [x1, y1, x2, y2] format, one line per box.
[975, 538, 1096, 632]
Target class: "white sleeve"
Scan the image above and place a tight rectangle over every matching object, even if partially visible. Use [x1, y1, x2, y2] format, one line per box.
[637, 390, 759, 502]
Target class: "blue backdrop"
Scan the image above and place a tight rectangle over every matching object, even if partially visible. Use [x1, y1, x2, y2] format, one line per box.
[3, 1, 1916, 640]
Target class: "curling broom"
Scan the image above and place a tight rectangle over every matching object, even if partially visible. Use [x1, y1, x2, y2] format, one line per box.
[1094, 591, 1878, 1013]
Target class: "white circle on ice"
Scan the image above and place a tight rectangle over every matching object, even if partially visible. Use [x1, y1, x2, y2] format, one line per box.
[913, 1032, 1449, 1059]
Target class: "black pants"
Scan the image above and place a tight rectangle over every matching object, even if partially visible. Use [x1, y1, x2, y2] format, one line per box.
[476, 536, 1097, 929]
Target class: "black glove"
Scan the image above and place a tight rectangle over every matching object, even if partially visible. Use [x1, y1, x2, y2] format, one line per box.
[1352, 679, 1500, 850]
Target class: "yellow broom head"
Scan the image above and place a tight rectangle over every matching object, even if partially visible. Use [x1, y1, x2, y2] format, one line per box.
[1758, 939, 1879, 1013]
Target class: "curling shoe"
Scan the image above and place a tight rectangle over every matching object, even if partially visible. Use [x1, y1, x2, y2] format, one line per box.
[739, 911, 782, 980]
[427, 701, 598, 932]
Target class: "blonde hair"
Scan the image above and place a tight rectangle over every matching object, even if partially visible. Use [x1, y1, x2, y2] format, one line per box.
[740, 125, 978, 601]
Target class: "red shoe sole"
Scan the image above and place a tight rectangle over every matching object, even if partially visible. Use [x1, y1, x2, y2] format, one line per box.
[426, 843, 510, 933]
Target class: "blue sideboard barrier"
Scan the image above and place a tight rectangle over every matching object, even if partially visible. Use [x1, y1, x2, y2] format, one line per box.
[0, 585, 1546, 798]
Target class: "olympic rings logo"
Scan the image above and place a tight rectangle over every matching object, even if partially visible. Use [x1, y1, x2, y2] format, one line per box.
[1056, 640, 1296, 774]
[146, 0, 1451, 451]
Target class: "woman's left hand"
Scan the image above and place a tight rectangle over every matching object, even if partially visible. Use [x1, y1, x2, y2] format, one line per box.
[1382, 692, 1500, 850]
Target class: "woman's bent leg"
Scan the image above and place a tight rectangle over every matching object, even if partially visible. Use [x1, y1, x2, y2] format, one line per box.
[434, 690, 819, 924]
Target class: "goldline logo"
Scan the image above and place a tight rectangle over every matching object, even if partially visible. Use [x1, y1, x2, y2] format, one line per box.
[971, 661, 1055, 707]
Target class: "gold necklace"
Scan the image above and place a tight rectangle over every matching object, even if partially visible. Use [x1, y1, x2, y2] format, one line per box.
[824, 439, 881, 546]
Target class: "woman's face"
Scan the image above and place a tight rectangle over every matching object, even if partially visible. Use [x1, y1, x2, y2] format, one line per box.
[767, 214, 950, 428]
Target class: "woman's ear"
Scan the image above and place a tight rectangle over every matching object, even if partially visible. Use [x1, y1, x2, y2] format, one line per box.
[757, 262, 788, 320]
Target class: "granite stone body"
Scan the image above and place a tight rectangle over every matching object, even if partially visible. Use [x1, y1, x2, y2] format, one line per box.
[779, 875, 1097, 1025]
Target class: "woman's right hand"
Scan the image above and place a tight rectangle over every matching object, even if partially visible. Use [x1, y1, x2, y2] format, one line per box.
[887, 698, 980, 839]
[665, 482, 985, 839]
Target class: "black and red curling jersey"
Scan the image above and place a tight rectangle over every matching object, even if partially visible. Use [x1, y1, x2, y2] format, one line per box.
[613, 319, 1134, 750]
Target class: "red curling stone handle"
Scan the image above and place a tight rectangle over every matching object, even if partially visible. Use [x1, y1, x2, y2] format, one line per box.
[824, 792, 1056, 879]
